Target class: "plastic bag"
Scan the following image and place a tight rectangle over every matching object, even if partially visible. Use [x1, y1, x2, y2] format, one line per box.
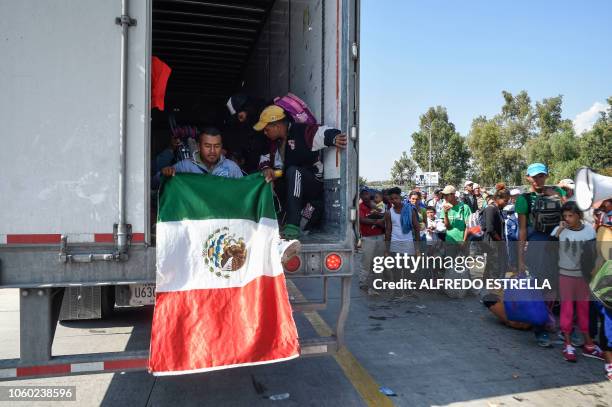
[503, 276, 549, 325]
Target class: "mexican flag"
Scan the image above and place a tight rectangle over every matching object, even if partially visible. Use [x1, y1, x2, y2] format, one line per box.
[148, 173, 300, 376]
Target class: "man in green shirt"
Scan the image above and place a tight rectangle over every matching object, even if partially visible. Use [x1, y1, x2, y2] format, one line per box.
[441, 185, 472, 244]
[516, 162, 565, 348]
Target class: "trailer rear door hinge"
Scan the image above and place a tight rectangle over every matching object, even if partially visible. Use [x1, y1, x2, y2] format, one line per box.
[351, 42, 359, 60]
[350, 126, 358, 141]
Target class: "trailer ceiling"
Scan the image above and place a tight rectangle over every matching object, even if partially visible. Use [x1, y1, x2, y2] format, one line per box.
[152, 0, 274, 97]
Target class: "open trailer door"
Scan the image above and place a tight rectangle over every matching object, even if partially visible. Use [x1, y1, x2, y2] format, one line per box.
[0, 0, 151, 368]
[0, 0, 150, 255]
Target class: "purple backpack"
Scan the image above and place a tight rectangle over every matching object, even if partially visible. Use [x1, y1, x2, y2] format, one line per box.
[273, 93, 317, 124]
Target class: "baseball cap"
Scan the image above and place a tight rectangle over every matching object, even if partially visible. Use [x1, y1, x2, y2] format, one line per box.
[441, 185, 456, 195]
[558, 179, 575, 189]
[434, 188, 442, 194]
[526, 162, 548, 177]
[464, 180, 473, 187]
[473, 183, 480, 189]
[253, 105, 286, 131]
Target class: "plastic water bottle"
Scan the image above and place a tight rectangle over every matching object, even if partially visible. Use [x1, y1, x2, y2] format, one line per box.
[268, 393, 289, 401]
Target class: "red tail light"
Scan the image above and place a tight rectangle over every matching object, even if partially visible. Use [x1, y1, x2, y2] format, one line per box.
[284, 256, 301, 273]
[325, 253, 342, 271]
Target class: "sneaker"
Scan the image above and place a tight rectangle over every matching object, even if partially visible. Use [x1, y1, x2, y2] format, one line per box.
[562, 344, 577, 363]
[606, 364, 612, 381]
[535, 332, 552, 348]
[281, 224, 301, 240]
[278, 239, 301, 267]
[582, 344, 604, 361]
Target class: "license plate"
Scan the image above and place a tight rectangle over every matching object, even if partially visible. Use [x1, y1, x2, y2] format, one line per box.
[129, 283, 156, 306]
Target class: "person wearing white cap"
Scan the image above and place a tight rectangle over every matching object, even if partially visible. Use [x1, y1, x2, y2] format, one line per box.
[558, 179, 575, 202]
[509, 188, 521, 203]
[441, 185, 472, 246]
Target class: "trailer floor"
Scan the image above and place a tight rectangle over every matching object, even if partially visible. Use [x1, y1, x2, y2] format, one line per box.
[1, 260, 611, 406]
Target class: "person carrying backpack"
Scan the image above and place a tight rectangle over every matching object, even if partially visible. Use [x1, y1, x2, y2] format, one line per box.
[253, 105, 347, 239]
[516, 162, 566, 347]
[482, 189, 510, 280]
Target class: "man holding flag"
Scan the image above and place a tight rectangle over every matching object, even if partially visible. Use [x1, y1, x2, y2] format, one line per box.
[149, 128, 302, 376]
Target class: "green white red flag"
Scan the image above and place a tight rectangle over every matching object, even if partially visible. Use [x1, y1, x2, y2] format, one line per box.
[148, 174, 299, 375]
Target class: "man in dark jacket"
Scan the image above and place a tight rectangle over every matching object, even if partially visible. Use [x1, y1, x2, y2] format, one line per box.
[253, 105, 347, 239]
[462, 180, 479, 213]
[224, 94, 270, 174]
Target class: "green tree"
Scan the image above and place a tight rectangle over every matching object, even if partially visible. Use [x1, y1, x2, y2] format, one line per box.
[467, 91, 540, 186]
[535, 95, 564, 137]
[500, 90, 535, 146]
[468, 91, 595, 185]
[410, 106, 470, 186]
[390, 151, 417, 186]
[358, 176, 368, 187]
[467, 117, 504, 185]
[578, 97, 612, 173]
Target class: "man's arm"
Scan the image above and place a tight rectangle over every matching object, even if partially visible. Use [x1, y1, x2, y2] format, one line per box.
[412, 209, 420, 242]
[359, 216, 381, 226]
[485, 206, 502, 241]
[227, 161, 244, 179]
[152, 159, 188, 189]
[384, 211, 392, 255]
[305, 125, 347, 151]
[518, 214, 528, 272]
[462, 205, 472, 241]
[443, 206, 451, 229]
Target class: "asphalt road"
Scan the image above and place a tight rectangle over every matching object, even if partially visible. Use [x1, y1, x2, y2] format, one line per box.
[1, 269, 611, 406]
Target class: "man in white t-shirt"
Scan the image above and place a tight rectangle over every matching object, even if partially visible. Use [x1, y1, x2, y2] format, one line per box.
[383, 187, 420, 298]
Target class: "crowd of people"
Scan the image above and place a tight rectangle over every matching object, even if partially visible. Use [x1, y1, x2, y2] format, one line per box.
[359, 162, 612, 381]
[150, 90, 612, 381]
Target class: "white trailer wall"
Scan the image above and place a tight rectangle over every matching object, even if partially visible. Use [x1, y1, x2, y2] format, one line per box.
[243, 0, 344, 180]
[0, 0, 149, 242]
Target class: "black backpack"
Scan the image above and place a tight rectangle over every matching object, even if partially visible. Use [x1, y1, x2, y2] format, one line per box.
[522, 191, 562, 234]
[478, 209, 486, 232]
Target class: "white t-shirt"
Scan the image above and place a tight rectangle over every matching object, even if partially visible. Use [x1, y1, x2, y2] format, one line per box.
[550, 224, 596, 277]
[425, 218, 445, 244]
[389, 207, 415, 254]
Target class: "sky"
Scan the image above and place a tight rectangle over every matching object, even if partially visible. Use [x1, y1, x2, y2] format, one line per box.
[359, 0, 612, 181]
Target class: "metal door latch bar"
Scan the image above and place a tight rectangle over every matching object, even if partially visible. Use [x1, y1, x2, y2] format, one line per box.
[115, 15, 137, 26]
[58, 236, 128, 263]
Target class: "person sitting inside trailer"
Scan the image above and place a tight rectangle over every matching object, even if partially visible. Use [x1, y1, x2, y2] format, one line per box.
[253, 105, 348, 239]
[154, 124, 301, 265]
[224, 93, 270, 174]
[153, 126, 242, 188]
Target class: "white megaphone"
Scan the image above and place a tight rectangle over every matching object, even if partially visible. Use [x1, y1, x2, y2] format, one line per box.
[575, 167, 612, 211]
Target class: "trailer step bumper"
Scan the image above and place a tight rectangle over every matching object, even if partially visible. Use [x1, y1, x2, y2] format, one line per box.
[0, 338, 338, 381]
